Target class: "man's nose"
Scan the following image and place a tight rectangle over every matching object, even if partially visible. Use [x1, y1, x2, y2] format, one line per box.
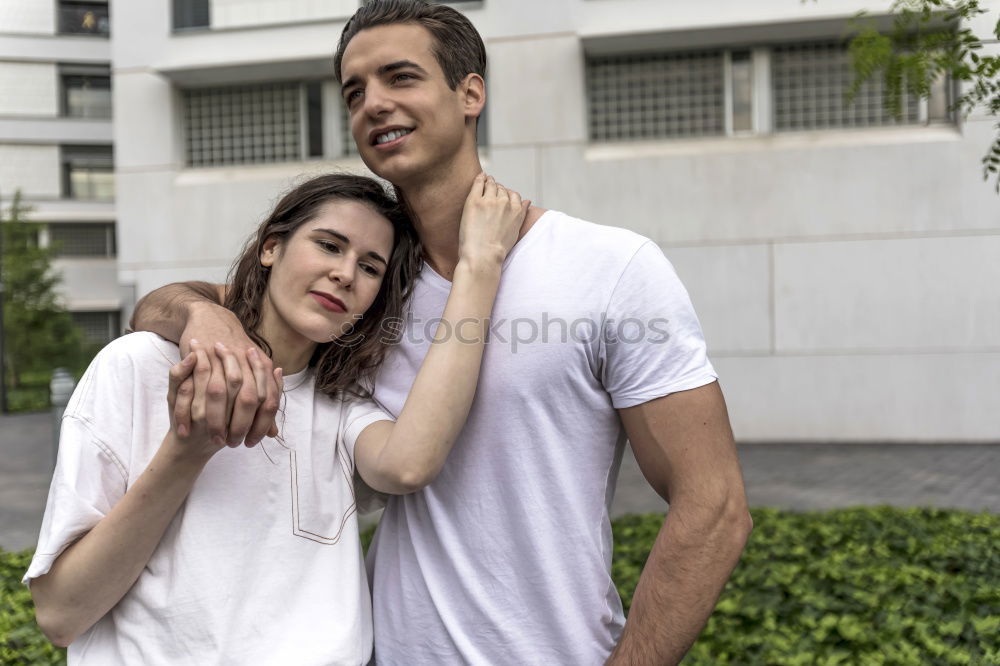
[363, 83, 394, 118]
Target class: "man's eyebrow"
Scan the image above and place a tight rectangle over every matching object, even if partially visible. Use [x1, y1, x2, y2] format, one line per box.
[341, 60, 428, 95]
[314, 228, 388, 266]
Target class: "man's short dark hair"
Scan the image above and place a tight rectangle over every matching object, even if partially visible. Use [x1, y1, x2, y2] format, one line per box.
[334, 0, 487, 90]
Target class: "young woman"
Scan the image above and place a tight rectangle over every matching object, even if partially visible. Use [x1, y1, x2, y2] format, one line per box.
[24, 172, 527, 665]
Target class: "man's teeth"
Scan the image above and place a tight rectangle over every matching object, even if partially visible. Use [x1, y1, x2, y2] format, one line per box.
[376, 129, 412, 144]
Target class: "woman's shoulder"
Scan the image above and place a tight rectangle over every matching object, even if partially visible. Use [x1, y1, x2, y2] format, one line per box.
[64, 333, 179, 423]
[91, 332, 181, 373]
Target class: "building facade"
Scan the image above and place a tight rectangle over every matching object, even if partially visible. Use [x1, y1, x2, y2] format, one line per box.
[0, 0, 123, 345]
[58, 0, 1000, 440]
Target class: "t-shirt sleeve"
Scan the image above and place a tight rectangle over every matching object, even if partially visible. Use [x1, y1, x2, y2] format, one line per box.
[341, 395, 394, 514]
[341, 395, 394, 460]
[600, 240, 718, 409]
[22, 415, 128, 585]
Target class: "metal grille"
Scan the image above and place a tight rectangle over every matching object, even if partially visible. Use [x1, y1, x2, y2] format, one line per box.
[587, 50, 725, 142]
[772, 42, 920, 131]
[184, 83, 302, 167]
[48, 223, 115, 257]
[71, 311, 121, 344]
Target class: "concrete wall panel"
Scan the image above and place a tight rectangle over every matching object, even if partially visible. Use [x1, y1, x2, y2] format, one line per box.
[0, 61, 57, 116]
[0, 0, 55, 35]
[53, 258, 122, 309]
[774, 236, 1000, 352]
[211, 0, 356, 29]
[0, 144, 61, 198]
[488, 34, 587, 146]
[665, 244, 772, 355]
[540, 132, 999, 246]
[113, 72, 179, 169]
[716, 353, 1000, 441]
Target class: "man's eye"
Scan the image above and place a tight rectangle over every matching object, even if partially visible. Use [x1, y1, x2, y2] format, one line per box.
[393, 73, 413, 83]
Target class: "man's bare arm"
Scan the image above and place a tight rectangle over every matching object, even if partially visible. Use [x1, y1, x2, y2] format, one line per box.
[129, 281, 224, 339]
[130, 281, 278, 446]
[607, 381, 752, 666]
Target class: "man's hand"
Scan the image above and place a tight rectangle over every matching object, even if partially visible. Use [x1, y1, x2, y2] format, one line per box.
[132, 281, 281, 445]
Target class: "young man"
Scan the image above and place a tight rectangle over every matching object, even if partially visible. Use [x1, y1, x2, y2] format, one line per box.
[132, 1, 752, 664]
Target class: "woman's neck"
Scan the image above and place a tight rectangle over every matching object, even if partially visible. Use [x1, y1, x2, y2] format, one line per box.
[256, 303, 315, 376]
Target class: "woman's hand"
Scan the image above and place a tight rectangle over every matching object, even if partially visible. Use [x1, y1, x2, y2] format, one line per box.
[165, 340, 282, 462]
[458, 173, 530, 269]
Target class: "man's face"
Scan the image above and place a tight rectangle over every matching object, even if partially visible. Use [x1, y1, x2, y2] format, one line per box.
[339, 23, 477, 186]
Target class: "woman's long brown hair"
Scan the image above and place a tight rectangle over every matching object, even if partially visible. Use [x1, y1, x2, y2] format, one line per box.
[224, 173, 422, 399]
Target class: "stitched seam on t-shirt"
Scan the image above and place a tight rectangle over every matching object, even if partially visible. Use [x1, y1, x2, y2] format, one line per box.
[598, 240, 656, 383]
[63, 414, 129, 483]
[612, 371, 719, 407]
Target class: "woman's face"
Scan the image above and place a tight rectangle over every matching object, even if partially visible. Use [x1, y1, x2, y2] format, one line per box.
[260, 199, 395, 350]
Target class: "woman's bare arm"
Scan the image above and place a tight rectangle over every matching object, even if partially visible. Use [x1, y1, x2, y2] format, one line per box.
[354, 175, 527, 493]
[30, 344, 278, 647]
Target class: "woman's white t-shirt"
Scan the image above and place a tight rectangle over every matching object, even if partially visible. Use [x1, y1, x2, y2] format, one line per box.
[24, 332, 391, 665]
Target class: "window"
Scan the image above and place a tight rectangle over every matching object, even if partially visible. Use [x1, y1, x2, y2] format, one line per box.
[48, 223, 116, 257]
[587, 40, 954, 144]
[62, 145, 114, 200]
[586, 50, 726, 142]
[183, 82, 325, 167]
[71, 310, 121, 344]
[61, 65, 112, 119]
[58, 1, 110, 36]
[173, 0, 210, 30]
[772, 42, 920, 131]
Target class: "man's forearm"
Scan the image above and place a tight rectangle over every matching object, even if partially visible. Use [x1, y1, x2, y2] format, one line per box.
[608, 499, 752, 665]
[129, 281, 224, 342]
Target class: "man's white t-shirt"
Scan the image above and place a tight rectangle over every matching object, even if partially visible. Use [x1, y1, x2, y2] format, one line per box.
[24, 332, 391, 665]
[368, 210, 718, 665]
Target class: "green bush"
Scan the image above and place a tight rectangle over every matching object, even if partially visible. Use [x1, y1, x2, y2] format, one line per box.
[0, 550, 64, 666]
[614, 507, 1000, 665]
[4, 507, 999, 665]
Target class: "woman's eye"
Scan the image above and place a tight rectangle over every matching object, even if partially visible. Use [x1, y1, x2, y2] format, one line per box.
[318, 240, 341, 253]
[361, 264, 380, 277]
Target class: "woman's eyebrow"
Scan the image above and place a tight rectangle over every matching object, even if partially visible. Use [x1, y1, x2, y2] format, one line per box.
[314, 228, 388, 266]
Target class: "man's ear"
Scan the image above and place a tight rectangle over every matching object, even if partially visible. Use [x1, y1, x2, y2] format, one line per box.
[260, 237, 281, 267]
[460, 72, 486, 123]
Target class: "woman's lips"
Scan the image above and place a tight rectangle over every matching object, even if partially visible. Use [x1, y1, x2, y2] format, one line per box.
[310, 292, 346, 313]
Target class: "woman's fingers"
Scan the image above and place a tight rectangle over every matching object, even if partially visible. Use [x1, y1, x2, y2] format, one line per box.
[466, 172, 487, 203]
[484, 174, 498, 199]
[190, 340, 212, 431]
[168, 352, 196, 438]
[241, 348, 271, 448]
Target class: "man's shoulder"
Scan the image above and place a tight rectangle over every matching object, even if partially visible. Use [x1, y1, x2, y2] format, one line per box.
[540, 209, 652, 262]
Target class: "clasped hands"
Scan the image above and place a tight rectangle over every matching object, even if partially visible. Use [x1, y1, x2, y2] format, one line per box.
[166, 336, 282, 454]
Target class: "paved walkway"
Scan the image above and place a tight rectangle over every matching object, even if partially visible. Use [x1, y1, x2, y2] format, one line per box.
[2, 410, 998, 551]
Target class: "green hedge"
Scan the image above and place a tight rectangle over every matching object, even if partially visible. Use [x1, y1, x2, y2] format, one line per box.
[4, 507, 999, 665]
[0, 550, 63, 666]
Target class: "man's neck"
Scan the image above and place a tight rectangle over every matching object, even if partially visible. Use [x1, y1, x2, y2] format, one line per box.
[399, 155, 483, 281]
